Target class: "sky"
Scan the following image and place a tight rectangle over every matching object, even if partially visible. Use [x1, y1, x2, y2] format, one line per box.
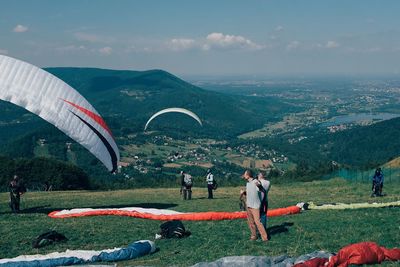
[1, 0, 400, 77]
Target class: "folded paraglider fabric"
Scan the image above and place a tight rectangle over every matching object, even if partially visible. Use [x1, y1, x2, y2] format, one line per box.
[293, 242, 400, 267]
[191, 251, 333, 267]
[191, 242, 400, 267]
[0, 240, 155, 267]
[302, 200, 400, 210]
[48, 205, 301, 220]
[326, 242, 400, 267]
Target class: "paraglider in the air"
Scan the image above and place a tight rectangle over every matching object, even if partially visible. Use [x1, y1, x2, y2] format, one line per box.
[144, 107, 203, 131]
[0, 55, 120, 172]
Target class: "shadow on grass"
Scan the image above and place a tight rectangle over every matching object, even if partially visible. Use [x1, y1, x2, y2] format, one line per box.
[193, 196, 230, 200]
[1, 203, 179, 215]
[267, 222, 294, 240]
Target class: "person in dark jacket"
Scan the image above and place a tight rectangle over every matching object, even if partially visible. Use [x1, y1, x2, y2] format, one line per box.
[206, 169, 214, 199]
[371, 168, 384, 197]
[9, 175, 26, 213]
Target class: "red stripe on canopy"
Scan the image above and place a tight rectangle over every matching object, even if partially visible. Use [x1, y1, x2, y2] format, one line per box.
[62, 99, 113, 137]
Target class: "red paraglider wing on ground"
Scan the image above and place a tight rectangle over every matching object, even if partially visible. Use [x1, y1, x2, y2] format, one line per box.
[48, 205, 301, 221]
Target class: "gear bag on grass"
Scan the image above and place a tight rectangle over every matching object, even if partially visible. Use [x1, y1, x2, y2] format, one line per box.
[32, 230, 68, 248]
[158, 220, 191, 239]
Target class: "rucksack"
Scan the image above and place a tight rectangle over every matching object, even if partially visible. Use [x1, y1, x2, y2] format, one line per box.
[159, 220, 191, 239]
[212, 179, 218, 190]
[183, 174, 193, 186]
[32, 230, 68, 248]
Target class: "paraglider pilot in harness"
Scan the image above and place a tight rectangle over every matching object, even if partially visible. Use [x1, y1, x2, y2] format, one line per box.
[9, 175, 26, 213]
[180, 171, 193, 200]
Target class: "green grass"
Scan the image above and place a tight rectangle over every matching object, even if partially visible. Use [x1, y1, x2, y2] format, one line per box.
[0, 178, 399, 266]
[33, 144, 50, 158]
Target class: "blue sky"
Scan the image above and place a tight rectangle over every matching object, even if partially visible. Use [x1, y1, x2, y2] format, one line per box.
[1, 0, 400, 76]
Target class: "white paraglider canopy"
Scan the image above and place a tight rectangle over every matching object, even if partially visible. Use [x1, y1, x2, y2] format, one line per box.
[144, 107, 202, 131]
[0, 55, 120, 172]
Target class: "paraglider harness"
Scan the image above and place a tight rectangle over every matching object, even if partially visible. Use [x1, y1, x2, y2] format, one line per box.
[32, 230, 68, 248]
[257, 180, 268, 216]
[212, 179, 218, 190]
[157, 220, 191, 239]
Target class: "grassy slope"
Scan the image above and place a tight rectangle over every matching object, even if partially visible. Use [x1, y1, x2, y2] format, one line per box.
[0, 179, 399, 266]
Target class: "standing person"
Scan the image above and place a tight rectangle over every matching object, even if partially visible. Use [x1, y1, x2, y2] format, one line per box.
[371, 167, 384, 197]
[9, 175, 26, 213]
[180, 171, 193, 200]
[242, 169, 268, 242]
[257, 171, 271, 233]
[206, 169, 214, 199]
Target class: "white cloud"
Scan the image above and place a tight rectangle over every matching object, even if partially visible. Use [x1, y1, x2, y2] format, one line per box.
[13, 24, 28, 33]
[364, 47, 381, 53]
[74, 32, 114, 44]
[275, 25, 284, 32]
[98, 46, 112, 55]
[56, 45, 87, 53]
[75, 32, 99, 42]
[346, 47, 383, 53]
[286, 41, 300, 50]
[205, 32, 264, 50]
[167, 38, 196, 51]
[312, 43, 323, 49]
[0, 49, 8, 54]
[325, 41, 340, 48]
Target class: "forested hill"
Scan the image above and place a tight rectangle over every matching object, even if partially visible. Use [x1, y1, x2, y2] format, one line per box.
[326, 116, 400, 167]
[273, 116, 400, 168]
[44, 67, 297, 138]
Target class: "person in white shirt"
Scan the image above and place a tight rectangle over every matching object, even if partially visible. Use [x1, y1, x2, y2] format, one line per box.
[257, 171, 271, 233]
[242, 169, 268, 242]
[206, 169, 214, 199]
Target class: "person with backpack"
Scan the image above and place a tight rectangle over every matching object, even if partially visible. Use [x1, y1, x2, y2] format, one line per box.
[180, 171, 193, 200]
[9, 175, 26, 213]
[206, 169, 214, 199]
[242, 169, 268, 242]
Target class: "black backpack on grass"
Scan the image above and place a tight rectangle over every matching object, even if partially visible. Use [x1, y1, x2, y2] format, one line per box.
[32, 230, 68, 248]
[159, 220, 191, 239]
